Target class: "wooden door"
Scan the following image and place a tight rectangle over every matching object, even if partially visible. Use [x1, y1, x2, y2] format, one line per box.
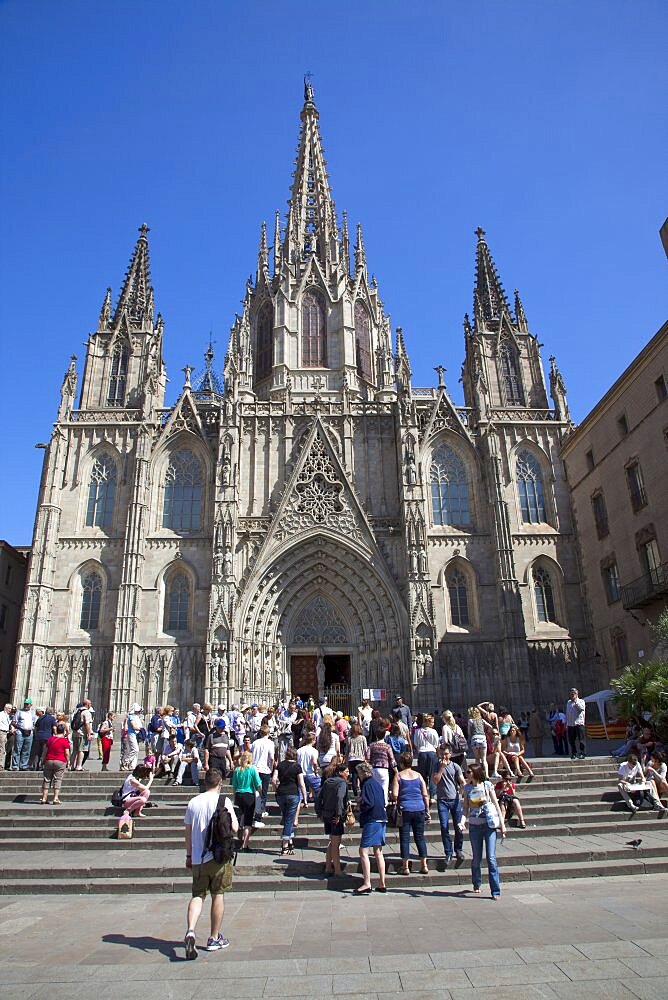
[290, 655, 318, 701]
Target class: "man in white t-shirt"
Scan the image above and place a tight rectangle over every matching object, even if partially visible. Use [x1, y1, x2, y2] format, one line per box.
[313, 697, 333, 730]
[618, 753, 663, 814]
[184, 768, 238, 959]
[251, 724, 275, 825]
[12, 698, 35, 771]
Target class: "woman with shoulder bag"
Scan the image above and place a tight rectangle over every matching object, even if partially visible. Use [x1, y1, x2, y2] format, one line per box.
[391, 751, 430, 875]
[460, 763, 506, 899]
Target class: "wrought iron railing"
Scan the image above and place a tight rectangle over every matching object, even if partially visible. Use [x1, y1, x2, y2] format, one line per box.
[621, 562, 668, 610]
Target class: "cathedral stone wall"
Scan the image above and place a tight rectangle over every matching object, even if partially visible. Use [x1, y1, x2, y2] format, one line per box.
[12, 87, 606, 717]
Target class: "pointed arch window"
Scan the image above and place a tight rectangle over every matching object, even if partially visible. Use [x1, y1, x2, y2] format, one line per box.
[85, 453, 117, 528]
[517, 450, 546, 523]
[108, 343, 128, 406]
[80, 571, 102, 630]
[499, 339, 524, 405]
[447, 569, 470, 626]
[430, 446, 471, 527]
[256, 303, 273, 381]
[355, 301, 372, 383]
[163, 450, 202, 531]
[301, 290, 326, 367]
[533, 566, 556, 623]
[165, 572, 190, 632]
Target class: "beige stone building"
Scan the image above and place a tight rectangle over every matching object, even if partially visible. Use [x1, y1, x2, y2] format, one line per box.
[0, 541, 28, 704]
[12, 83, 603, 716]
[562, 322, 668, 676]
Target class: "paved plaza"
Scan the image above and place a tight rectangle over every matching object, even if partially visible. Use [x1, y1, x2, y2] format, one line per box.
[0, 873, 666, 999]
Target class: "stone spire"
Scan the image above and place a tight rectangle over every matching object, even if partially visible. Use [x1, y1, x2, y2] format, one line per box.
[273, 209, 282, 277]
[257, 220, 269, 277]
[284, 79, 338, 267]
[473, 227, 510, 329]
[549, 355, 570, 422]
[354, 222, 367, 274]
[341, 210, 350, 276]
[98, 287, 112, 330]
[514, 288, 528, 332]
[113, 223, 154, 329]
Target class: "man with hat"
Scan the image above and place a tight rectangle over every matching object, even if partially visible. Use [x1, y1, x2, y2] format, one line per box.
[12, 698, 35, 771]
[203, 718, 234, 779]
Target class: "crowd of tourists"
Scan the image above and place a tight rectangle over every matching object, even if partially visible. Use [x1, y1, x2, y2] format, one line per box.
[2, 688, 666, 958]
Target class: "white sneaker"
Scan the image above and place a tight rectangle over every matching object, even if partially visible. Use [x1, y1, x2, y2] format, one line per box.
[184, 930, 198, 960]
[253, 820, 265, 828]
[261, 811, 269, 818]
[206, 934, 230, 952]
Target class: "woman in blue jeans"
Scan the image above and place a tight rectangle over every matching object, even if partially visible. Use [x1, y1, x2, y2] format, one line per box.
[274, 747, 307, 855]
[460, 764, 506, 899]
[390, 750, 430, 875]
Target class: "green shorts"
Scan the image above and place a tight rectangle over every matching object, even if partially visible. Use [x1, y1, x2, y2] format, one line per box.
[191, 859, 233, 898]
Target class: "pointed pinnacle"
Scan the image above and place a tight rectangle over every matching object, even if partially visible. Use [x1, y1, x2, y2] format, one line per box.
[354, 222, 367, 272]
[114, 223, 154, 327]
[273, 210, 282, 275]
[514, 288, 528, 331]
[473, 227, 509, 327]
[98, 287, 112, 329]
[258, 220, 268, 271]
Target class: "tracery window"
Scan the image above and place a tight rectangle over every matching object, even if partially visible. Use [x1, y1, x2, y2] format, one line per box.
[107, 343, 128, 406]
[80, 571, 102, 630]
[447, 569, 470, 626]
[163, 450, 202, 531]
[430, 446, 471, 526]
[301, 290, 326, 367]
[256, 303, 273, 381]
[533, 566, 557, 623]
[355, 301, 372, 383]
[85, 453, 117, 528]
[165, 572, 190, 632]
[499, 339, 524, 405]
[516, 450, 546, 523]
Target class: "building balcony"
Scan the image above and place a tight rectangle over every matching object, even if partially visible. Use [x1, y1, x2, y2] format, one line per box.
[620, 562, 668, 610]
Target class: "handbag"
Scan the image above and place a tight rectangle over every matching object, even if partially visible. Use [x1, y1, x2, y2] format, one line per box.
[482, 800, 500, 830]
[386, 800, 403, 828]
[344, 802, 356, 828]
[453, 732, 468, 755]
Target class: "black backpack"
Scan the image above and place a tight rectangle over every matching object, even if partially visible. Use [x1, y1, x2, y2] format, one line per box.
[203, 795, 236, 864]
[71, 707, 84, 732]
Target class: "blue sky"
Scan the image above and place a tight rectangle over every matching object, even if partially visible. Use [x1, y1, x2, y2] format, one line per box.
[0, 1, 666, 545]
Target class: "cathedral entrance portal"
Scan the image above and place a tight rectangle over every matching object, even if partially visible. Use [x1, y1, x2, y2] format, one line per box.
[289, 653, 351, 705]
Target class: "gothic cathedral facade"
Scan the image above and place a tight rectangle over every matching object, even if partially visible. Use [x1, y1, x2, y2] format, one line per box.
[13, 84, 603, 715]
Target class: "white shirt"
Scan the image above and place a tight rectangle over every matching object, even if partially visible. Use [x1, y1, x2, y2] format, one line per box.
[15, 709, 34, 732]
[313, 706, 333, 729]
[358, 705, 373, 735]
[251, 736, 275, 775]
[248, 713, 262, 736]
[297, 744, 319, 776]
[413, 727, 439, 753]
[618, 761, 644, 783]
[184, 791, 238, 865]
[565, 698, 585, 727]
[0, 711, 11, 733]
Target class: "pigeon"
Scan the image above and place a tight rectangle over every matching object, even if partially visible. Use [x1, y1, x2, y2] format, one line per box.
[626, 839, 643, 850]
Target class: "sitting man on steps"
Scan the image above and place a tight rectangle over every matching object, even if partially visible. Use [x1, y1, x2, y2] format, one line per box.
[617, 752, 666, 817]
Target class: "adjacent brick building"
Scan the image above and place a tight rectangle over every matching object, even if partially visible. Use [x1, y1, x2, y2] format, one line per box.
[0, 542, 28, 704]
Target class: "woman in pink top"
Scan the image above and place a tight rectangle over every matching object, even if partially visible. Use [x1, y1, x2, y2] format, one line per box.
[41, 723, 71, 804]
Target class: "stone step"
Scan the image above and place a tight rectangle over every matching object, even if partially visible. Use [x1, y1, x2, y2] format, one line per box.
[3, 840, 666, 879]
[1, 856, 665, 894]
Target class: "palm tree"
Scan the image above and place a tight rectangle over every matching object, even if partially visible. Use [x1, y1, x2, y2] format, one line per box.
[610, 659, 668, 719]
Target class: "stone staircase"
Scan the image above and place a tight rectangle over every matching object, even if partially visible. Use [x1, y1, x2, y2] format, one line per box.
[1, 757, 666, 894]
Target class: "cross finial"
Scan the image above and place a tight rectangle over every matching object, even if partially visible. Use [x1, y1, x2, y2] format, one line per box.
[182, 364, 193, 388]
[304, 71, 315, 103]
[475, 226, 486, 242]
[434, 365, 446, 388]
[139, 222, 150, 238]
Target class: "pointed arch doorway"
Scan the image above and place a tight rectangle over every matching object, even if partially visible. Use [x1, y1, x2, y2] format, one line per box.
[288, 593, 352, 711]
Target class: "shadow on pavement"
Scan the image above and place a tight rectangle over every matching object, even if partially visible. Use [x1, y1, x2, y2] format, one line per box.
[102, 933, 185, 963]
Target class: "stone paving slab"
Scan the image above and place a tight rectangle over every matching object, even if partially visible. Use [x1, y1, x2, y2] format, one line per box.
[0, 875, 665, 996]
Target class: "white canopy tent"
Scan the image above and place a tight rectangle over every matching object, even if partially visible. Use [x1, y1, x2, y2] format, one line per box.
[583, 688, 616, 738]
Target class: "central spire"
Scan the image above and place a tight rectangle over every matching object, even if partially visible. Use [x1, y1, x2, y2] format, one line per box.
[473, 227, 510, 328]
[284, 79, 338, 268]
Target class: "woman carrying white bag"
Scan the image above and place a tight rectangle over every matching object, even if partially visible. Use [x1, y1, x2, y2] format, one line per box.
[460, 764, 506, 899]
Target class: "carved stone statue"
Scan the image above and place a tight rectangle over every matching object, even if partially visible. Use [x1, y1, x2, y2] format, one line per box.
[223, 547, 233, 579]
[410, 549, 419, 575]
[221, 455, 231, 486]
[316, 654, 325, 696]
[405, 452, 417, 485]
[213, 549, 224, 582]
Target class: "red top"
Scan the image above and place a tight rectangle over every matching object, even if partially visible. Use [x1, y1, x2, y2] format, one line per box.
[44, 735, 70, 763]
